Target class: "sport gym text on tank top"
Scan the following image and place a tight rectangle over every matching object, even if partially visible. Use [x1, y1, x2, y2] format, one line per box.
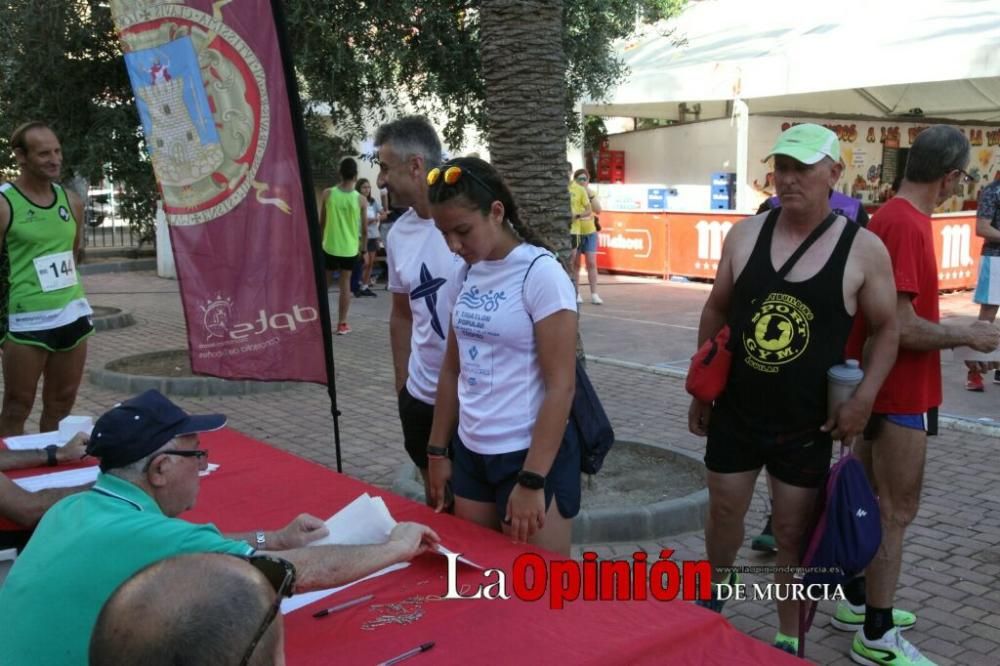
[721, 214, 859, 435]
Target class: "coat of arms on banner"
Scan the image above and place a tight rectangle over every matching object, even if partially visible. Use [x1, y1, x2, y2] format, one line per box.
[115, 0, 285, 225]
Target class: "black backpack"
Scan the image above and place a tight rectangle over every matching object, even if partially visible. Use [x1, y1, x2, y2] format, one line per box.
[522, 253, 615, 474]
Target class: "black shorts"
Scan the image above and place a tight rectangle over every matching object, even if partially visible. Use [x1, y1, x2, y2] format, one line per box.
[398, 385, 436, 469]
[5, 315, 94, 352]
[704, 403, 832, 488]
[325, 254, 358, 271]
[366, 239, 380, 253]
[451, 433, 581, 520]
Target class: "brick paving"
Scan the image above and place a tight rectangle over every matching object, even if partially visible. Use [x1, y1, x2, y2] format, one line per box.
[5, 268, 1000, 665]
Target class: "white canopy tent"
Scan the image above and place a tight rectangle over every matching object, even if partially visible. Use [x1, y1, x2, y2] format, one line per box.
[583, 0, 1000, 209]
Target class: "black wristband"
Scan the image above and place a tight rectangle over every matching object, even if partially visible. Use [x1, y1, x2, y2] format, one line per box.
[426, 445, 449, 458]
[45, 444, 58, 467]
[516, 470, 546, 490]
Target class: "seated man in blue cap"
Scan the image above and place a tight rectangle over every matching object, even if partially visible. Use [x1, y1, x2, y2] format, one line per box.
[0, 390, 439, 665]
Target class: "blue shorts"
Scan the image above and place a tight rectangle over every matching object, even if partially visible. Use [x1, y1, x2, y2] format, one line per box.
[974, 256, 1000, 306]
[572, 232, 598, 253]
[864, 412, 926, 439]
[451, 434, 581, 520]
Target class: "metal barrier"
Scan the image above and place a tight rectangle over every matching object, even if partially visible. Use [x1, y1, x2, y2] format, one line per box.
[83, 206, 138, 249]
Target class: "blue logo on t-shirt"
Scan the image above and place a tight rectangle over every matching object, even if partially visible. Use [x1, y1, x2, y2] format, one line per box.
[458, 286, 506, 312]
[410, 263, 448, 340]
[469, 345, 479, 360]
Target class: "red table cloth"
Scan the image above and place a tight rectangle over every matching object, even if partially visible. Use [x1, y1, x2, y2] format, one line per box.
[183, 429, 800, 666]
[4, 429, 800, 664]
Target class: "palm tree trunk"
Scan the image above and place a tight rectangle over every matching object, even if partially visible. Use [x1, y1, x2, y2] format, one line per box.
[480, 0, 571, 260]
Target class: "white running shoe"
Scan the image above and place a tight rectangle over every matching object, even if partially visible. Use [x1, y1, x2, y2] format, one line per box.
[850, 627, 936, 665]
[591, 293, 604, 305]
[576, 293, 583, 304]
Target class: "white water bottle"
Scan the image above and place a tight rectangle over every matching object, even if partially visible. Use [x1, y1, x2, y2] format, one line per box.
[827, 359, 864, 422]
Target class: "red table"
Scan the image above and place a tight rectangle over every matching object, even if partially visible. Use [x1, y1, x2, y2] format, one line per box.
[181, 430, 800, 665]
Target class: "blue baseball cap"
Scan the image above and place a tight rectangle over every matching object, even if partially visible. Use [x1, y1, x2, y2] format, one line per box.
[87, 390, 226, 471]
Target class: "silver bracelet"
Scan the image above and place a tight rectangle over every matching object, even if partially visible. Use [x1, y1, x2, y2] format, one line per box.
[254, 530, 267, 550]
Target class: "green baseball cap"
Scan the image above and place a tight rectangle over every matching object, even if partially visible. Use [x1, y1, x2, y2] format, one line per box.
[765, 123, 841, 165]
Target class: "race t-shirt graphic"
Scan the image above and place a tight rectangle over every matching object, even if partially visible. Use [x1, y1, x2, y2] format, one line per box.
[742, 291, 813, 373]
[454, 285, 506, 395]
[410, 263, 449, 340]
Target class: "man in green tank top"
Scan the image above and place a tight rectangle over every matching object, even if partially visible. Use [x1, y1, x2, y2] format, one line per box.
[0, 121, 93, 436]
[320, 157, 367, 335]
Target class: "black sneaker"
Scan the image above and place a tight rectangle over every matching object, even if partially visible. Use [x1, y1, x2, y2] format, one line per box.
[360, 288, 377, 298]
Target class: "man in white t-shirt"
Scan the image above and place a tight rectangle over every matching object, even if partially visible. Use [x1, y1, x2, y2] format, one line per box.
[375, 116, 463, 502]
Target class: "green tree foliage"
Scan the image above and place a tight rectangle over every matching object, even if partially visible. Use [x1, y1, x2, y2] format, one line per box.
[0, 0, 683, 240]
[0, 1, 158, 246]
[287, 0, 684, 148]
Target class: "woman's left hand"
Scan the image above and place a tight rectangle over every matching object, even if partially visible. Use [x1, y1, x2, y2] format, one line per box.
[505, 485, 545, 544]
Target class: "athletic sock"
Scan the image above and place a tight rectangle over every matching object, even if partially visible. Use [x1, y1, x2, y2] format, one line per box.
[863, 605, 894, 641]
[843, 576, 866, 606]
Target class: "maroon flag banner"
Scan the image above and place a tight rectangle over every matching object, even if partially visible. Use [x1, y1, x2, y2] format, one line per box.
[111, 0, 327, 383]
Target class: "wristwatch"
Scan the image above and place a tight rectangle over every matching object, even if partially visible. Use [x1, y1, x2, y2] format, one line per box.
[426, 445, 449, 459]
[516, 470, 546, 490]
[255, 530, 267, 550]
[45, 444, 59, 467]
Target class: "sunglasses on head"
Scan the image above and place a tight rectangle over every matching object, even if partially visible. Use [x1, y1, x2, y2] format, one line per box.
[239, 555, 296, 666]
[427, 164, 494, 202]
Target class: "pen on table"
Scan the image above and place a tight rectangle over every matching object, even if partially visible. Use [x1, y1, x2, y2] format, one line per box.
[376, 641, 435, 666]
[311, 593, 374, 618]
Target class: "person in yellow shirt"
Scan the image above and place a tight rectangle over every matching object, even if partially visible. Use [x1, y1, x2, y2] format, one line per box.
[568, 165, 602, 304]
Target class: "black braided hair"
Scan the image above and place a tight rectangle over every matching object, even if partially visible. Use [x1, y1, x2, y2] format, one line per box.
[428, 157, 553, 252]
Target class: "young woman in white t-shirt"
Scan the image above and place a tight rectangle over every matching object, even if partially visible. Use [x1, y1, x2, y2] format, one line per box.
[425, 157, 580, 555]
[356, 178, 385, 289]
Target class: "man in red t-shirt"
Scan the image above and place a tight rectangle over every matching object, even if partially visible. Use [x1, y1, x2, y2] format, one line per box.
[846, 126, 1000, 666]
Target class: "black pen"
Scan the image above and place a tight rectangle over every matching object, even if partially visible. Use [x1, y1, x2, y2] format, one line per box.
[311, 593, 374, 618]
[377, 641, 435, 666]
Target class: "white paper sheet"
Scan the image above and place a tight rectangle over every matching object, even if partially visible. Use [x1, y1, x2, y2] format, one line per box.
[280, 562, 409, 615]
[199, 463, 220, 477]
[3, 431, 64, 451]
[13, 463, 220, 492]
[435, 543, 483, 570]
[309, 493, 482, 570]
[309, 493, 397, 547]
[3, 416, 93, 451]
[13, 466, 99, 492]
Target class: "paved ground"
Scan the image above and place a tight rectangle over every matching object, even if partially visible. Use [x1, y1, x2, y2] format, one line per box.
[5, 267, 1000, 665]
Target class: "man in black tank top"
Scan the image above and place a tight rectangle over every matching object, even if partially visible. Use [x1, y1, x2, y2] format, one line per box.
[686, 124, 900, 652]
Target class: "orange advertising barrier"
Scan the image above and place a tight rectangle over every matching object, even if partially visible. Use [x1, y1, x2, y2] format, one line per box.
[593, 210, 669, 276]
[932, 214, 981, 291]
[594, 210, 982, 292]
[665, 212, 745, 279]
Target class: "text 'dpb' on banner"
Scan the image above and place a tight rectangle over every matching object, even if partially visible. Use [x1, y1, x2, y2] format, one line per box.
[111, 0, 326, 383]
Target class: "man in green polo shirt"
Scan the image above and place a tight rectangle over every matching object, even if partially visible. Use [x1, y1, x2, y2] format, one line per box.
[0, 390, 440, 665]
